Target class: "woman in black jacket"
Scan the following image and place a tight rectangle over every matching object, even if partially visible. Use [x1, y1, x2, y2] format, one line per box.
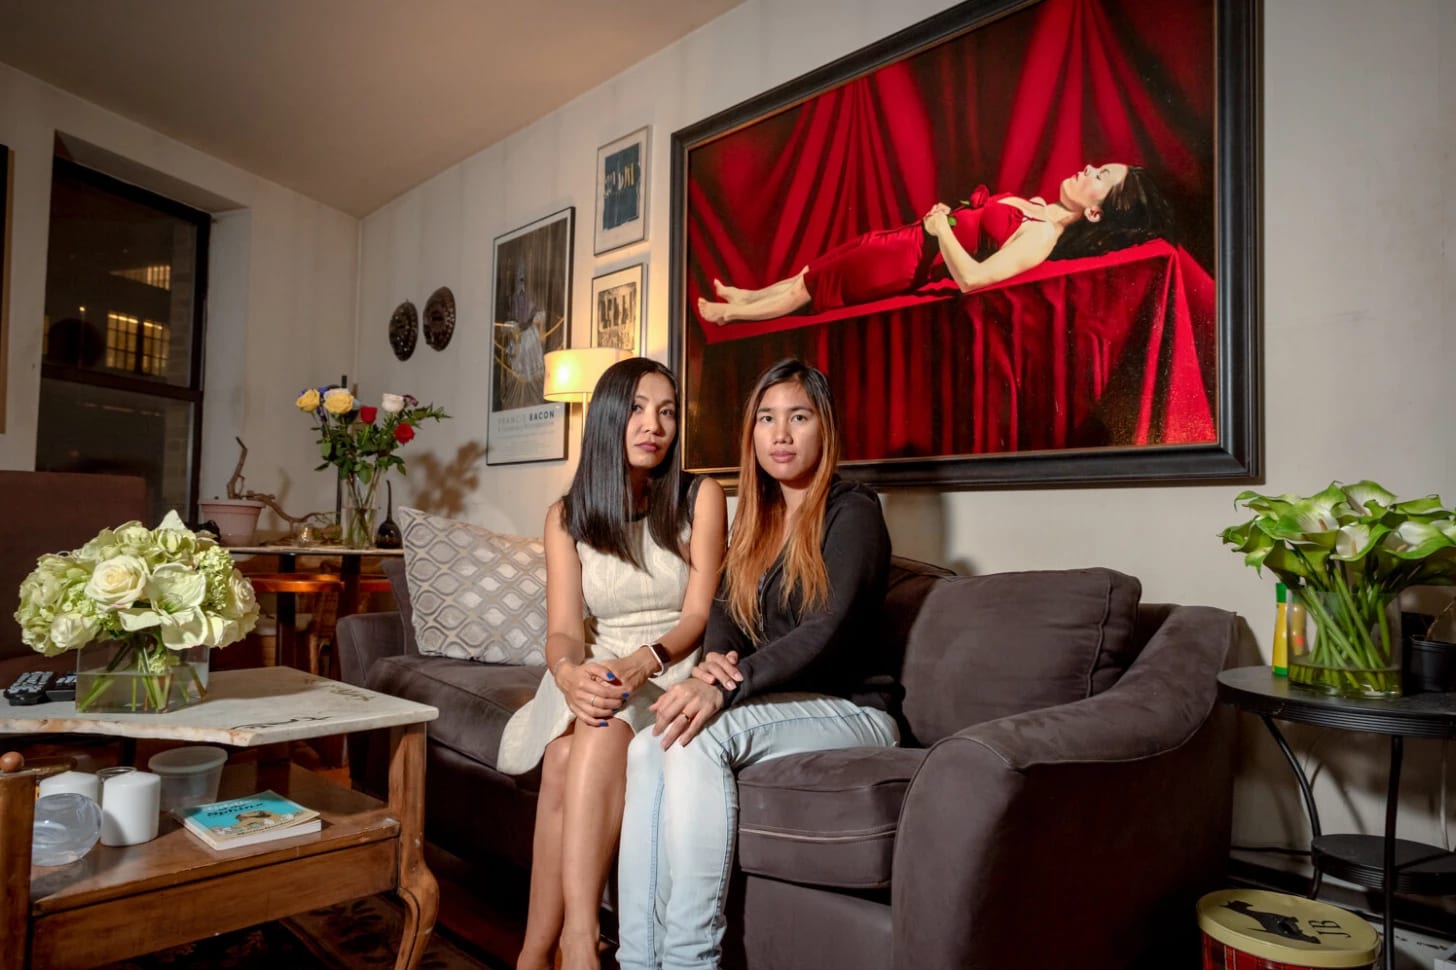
[616, 358, 899, 970]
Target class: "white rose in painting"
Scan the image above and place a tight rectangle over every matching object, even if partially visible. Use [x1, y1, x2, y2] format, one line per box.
[84, 555, 150, 609]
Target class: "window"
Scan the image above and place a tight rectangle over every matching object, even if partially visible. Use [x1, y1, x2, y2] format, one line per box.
[35, 158, 210, 524]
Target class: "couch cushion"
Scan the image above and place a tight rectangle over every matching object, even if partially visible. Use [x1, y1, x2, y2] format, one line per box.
[398, 507, 547, 665]
[736, 747, 927, 890]
[900, 568, 1142, 745]
[365, 652, 545, 771]
[380, 558, 420, 656]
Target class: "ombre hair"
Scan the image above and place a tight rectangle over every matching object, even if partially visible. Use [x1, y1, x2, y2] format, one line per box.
[560, 357, 691, 569]
[722, 358, 841, 638]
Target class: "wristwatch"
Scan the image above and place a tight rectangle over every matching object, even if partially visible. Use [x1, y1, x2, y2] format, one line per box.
[646, 642, 671, 677]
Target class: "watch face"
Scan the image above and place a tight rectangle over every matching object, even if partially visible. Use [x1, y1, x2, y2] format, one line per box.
[389, 301, 418, 361]
[423, 286, 456, 351]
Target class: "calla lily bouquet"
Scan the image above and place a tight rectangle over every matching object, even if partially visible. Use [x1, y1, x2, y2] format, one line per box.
[14, 511, 261, 711]
[1221, 481, 1456, 695]
[295, 385, 449, 546]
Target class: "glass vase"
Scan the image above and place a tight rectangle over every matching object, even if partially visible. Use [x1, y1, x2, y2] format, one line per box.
[1287, 586, 1401, 698]
[75, 635, 210, 714]
[342, 471, 382, 549]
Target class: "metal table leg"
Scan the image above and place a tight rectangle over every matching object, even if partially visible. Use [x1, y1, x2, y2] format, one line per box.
[1260, 714, 1324, 899]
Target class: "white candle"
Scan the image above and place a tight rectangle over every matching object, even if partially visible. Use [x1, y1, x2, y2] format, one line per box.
[38, 770, 101, 803]
[99, 770, 161, 846]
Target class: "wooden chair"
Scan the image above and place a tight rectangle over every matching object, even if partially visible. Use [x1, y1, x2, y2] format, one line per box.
[247, 574, 394, 677]
[1, 752, 77, 969]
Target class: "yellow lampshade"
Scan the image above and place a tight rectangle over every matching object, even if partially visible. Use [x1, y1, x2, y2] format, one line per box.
[543, 348, 625, 404]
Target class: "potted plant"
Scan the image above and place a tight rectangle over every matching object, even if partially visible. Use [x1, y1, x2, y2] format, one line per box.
[1220, 481, 1456, 697]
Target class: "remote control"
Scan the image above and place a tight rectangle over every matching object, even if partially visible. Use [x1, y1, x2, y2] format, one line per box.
[45, 671, 77, 703]
[5, 670, 56, 706]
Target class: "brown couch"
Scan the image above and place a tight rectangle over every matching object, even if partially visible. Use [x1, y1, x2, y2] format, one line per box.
[338, 554, 1237, 969]
[1, 471, 149, 688]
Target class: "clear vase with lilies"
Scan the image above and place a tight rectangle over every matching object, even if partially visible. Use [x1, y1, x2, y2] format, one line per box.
[1221, 481, 1456, 697]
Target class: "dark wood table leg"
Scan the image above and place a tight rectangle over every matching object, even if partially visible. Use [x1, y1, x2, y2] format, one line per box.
[389, 723, 437, 970]
[275, 554, 299, 670]
[1381, 735, 1402, 970]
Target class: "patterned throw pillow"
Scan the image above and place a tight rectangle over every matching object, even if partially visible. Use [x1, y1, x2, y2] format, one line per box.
[398, 507, 548, 665]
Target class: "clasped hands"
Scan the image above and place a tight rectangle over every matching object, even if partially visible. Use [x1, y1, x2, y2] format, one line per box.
[555, 653, 652, 726]
[648, 650, 744, 749]
[922, 202, 953, 236]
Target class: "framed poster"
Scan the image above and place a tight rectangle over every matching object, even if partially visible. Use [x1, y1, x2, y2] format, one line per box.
[590, 263, 647, 357]
[488, 207, 574, 465]
[670, 0, 1259, 488]
[594, 126, 650, 255]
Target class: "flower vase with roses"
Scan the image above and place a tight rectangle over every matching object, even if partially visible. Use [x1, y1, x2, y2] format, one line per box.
[14, 512, 261, 713]
[295, 385, 449, 548]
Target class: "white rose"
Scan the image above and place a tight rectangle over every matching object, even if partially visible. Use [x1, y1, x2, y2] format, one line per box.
[225, 571, 258, 619]
[381, 393, 406, 414]
[49, 613, 100, 652]
[147, 563, 207, 612]
[85, 555, 150, 609]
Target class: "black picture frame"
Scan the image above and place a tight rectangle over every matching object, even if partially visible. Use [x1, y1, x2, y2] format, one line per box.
[0, 144, 10, 434]
[668, 0, 1260, 489]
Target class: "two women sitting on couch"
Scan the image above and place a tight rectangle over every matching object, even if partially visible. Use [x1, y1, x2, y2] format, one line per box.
[501, 354, 901, 970]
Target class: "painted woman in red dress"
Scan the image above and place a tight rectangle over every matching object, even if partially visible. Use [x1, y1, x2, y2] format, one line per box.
[696, 163, 1172, 325]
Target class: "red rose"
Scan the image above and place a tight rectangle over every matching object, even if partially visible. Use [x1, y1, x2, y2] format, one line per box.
[359, 406, 378, 424]
[394, 424, 416, 444]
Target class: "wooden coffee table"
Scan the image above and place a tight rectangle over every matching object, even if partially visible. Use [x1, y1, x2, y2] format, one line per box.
[0, 666, 438, 970]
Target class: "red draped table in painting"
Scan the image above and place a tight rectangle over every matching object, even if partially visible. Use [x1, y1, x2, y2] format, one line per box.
[687, 240, 1215, 468]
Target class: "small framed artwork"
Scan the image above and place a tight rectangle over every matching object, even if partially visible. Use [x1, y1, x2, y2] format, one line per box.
[487, 206, 574, 465]
[590, 264, 647, 357]
[594, 126, 650, 255]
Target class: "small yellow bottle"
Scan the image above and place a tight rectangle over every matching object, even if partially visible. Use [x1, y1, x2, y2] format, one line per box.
[1287, 586, 1308, 663]
[1271, 583, 1289, 676]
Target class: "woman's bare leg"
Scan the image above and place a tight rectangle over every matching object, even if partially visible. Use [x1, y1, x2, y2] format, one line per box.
[712, 270, 808, 304]
[698, 272, 812, 324]
[517, 732, 574, 970]
[557, 718, 635, 970]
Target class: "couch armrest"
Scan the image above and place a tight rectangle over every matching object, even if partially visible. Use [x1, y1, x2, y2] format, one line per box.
[336, 611, 408, 688]
[891, 606, 1237, 970]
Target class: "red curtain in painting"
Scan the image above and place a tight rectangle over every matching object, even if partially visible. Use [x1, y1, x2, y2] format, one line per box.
[681, 0, 1217, 471]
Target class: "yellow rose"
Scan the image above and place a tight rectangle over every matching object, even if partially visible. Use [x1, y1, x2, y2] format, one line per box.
[323, 388, 355, 415]
[296, 388, 321, 411]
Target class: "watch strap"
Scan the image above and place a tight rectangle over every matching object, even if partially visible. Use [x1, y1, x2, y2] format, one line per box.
[647, 642, 671, 677]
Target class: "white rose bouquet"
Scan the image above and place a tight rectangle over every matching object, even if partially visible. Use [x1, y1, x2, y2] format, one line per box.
[14, 511, 260, 712]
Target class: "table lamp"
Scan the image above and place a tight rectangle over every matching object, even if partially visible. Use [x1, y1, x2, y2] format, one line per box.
[543, 348, 625, 416]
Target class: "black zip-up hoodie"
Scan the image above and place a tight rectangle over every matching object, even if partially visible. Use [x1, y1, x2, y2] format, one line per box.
[704, 478, 891, 711]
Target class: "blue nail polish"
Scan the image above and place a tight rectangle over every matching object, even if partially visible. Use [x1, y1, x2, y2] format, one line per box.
[605, 672, 618, 682]
[598, 720, 608, 727]
[621, 692, 630, 699]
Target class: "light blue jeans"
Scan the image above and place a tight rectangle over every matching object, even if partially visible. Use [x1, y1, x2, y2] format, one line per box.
[616, 692, 899, 970]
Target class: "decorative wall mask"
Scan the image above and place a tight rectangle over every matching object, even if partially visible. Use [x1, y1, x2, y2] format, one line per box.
[389, 301, 419, 361]
[423, 286, 456, 351]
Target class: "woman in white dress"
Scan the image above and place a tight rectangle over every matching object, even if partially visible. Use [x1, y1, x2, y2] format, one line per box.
[499, 357, 727, 970]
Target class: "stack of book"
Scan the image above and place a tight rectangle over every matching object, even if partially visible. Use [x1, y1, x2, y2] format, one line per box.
[174, 790, 321, 850]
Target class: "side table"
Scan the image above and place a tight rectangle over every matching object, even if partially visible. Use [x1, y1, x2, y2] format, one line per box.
[0, 666, 437, 970]
[1217, 666, 1456, 970]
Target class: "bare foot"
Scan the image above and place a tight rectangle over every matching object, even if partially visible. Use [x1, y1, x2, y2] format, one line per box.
[713, 278, 751, 303]
[697, 297, 733, 325]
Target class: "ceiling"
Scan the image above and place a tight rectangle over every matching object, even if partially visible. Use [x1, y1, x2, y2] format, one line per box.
[0, 0, 743, 217]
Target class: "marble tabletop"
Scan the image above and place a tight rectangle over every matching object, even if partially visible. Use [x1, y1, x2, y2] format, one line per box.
[225, 544, 404, 557]
[0, 666, 436, 746]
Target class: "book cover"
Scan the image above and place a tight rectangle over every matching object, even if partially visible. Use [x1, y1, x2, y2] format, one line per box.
[174, 789, 322, 850]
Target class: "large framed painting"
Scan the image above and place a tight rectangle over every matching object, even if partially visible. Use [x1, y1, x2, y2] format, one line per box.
[590, 263, 647, 356]
[595, 127, 650, 255]
[487, 207, 574, 465]
[670, 0, 1259, 488]
[0, 143, 10, 433]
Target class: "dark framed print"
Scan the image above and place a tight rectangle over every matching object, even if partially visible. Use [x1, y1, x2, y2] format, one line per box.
[488, 207, 574, 465]
[670, 0, 1259, 488]
[594, 126, 650, 255]
[590, 263, 647, 357]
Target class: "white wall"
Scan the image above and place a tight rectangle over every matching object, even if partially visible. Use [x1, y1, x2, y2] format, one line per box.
[356, 0, 1456, 860]
[0, 62, 359, 527]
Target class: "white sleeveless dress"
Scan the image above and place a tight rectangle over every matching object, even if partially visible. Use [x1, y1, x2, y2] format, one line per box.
[496, 523, 699, 775]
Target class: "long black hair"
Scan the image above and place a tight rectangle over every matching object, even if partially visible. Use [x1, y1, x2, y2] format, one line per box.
[1049, 165, 1174, 260]
[561, 357, 693, 569]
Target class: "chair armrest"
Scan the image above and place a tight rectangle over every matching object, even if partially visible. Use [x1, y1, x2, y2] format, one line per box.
[891, 606, 1237, 970]
[335, 611, 408, 688]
